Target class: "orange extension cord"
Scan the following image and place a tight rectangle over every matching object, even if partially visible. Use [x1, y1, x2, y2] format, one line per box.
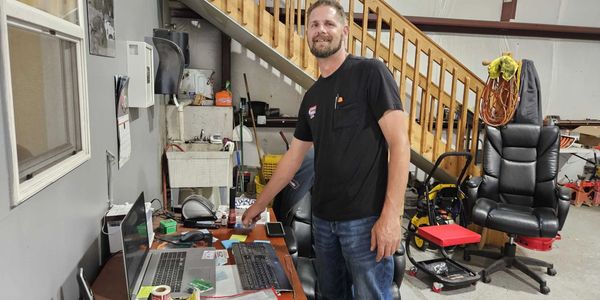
[480, 76, 520, 126]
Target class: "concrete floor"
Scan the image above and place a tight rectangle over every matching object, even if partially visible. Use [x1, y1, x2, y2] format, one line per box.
[399, 205, 600, 299]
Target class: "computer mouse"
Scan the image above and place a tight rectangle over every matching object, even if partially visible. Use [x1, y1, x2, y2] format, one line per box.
[180, 231, 208, 242]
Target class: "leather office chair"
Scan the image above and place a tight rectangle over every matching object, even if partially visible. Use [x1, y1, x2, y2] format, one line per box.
[464, 124, 570, 294]
[273, 149, 406, 299]
[281, 190, 407, 300]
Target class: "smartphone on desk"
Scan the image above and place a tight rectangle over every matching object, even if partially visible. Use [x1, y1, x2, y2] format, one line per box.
[266, 222, 285, 237]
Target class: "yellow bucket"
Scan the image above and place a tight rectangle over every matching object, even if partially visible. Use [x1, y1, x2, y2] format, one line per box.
[262, 154, 283, 181]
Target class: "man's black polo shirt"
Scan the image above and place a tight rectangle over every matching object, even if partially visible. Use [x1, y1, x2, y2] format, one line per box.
[294, 55, 403, 221]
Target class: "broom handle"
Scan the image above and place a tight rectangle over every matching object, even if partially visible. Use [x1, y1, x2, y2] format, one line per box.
[243, 73, 264, 169]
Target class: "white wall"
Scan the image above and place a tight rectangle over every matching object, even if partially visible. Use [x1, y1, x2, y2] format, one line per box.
[0, 1, 161, 298]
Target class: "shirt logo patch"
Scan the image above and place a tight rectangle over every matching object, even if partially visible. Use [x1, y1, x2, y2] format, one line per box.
[308, 105, 317, 119]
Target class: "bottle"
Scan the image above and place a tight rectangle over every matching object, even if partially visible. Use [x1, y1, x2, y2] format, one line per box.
[227, 187, 236, 228]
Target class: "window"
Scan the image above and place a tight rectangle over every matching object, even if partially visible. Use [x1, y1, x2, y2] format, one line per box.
[1, 0, 90, 205]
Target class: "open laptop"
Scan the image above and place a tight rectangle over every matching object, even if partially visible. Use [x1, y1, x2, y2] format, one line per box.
[121, 192, 216, 299]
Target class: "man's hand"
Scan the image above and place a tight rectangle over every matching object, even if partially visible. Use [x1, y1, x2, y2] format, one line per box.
[370, 212, 402, 262]
[241, 203, 265, 227]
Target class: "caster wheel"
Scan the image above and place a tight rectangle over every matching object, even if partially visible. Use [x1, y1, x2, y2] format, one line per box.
[432, 282, 443, 293]
[547, 268, 557, 276]
[482, 275, 491, 283]
[540, 285, 550, 295]
[408, 267, 418, 276]
[471, 281, 478, 286]
[463, 253, 471, 261]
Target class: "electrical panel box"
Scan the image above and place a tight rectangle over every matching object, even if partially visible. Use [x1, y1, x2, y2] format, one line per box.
[126, 41, 154, 108]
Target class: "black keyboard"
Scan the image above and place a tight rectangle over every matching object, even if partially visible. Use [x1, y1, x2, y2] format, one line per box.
[232, 243, 293, 291]
[152, 252, 186, 292]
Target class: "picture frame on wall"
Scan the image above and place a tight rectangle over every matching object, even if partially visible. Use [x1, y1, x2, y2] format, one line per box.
[86, 0, 115, 57]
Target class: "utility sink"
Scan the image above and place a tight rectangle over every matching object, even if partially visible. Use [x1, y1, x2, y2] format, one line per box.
[166, 142, 233, 188]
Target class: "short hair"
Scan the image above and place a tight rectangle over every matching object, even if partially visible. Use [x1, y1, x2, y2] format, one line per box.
[307, 0, 347, 24]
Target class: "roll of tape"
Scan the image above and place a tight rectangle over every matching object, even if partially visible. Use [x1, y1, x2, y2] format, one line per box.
[151, 285, 172, 300]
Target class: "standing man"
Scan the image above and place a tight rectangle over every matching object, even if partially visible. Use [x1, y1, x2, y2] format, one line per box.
[242, 0, 410, 298]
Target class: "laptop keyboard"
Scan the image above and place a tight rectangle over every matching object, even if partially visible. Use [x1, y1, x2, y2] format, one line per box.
[232, 243, 290, 291]
[152, 252, 186, 292]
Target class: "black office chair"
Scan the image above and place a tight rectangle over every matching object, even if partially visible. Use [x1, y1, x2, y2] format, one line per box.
[464, 124, 571, 294]
[274, 149, 406, 299]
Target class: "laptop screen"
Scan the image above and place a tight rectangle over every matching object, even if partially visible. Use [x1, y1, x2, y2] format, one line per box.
[121, 192, 150, 298]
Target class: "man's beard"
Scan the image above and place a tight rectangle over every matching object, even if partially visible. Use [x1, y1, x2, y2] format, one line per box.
[310, 36, 343, 58]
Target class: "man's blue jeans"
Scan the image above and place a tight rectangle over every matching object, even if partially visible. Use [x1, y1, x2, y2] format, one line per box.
[312, 215, 394, 300]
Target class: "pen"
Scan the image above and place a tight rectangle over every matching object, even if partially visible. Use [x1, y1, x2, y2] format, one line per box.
[334, 93, 338, 109]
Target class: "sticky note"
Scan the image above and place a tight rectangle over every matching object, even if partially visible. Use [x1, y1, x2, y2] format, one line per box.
[221, 239, 239, 249]
[136, 286, 154, 299]
[230, 234, 248, 242]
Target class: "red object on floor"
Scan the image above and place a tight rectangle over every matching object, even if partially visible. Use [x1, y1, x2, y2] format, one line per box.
[417, 224, 481, 247]
[516, 234, 561, 251]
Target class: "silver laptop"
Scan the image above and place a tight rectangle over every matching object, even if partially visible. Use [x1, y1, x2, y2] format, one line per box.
[121, 192, 216, 300]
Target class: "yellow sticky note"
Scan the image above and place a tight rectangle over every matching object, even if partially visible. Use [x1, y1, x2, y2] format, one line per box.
[230, 234, 247, 242]
[136, 286, 154, 299]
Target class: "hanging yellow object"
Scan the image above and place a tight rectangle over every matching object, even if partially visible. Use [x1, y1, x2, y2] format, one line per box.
[487, 55, 519, 81]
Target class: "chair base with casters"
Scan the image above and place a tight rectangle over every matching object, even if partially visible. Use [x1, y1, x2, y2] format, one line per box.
[464, 236, 555, 295]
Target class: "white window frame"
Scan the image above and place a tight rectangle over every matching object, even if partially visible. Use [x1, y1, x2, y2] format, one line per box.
[0, 0, 90, 206]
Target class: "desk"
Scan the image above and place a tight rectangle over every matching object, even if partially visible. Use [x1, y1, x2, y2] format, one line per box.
[92, 210, 306, 300]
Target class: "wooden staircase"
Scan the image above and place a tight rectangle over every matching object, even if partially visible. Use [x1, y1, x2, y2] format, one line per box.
[180, 0, 485, 181]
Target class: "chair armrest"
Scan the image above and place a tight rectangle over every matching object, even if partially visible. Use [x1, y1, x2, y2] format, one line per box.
[392, 243, 406, 297]
[555, 186, 571, 230]
[283, 225, 298, 255]
[556, 185, 571, 201]
[464, 177, 482, 224]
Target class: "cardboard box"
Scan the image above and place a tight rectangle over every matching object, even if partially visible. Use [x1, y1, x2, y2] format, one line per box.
[573, 126, 600, 147]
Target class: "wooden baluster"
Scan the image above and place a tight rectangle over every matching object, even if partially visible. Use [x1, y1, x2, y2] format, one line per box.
[288, 0, 295, 58]
[303, 0, 310, 69]
[274, 0, 280, 48]
[470, 87, 482, 173]
[408, 39, 420, 141]
[386, 19, 394, 68]
[297, 0, 302, 35]
[433, 58, 446, 159]
[398, 29, 409, 113]
[456, 77, 471, 152]
[241, 0, 247, 25]
[374, 8, 382, 59]
[360, 0, 369, 56]
[285, 0, 291, 57]
[258, 0, 265, 36]
[446, 68, 458, 152]
[225, 0, 231, 13]
[348, 0, 354, 54]
[420, 49, 433, 156]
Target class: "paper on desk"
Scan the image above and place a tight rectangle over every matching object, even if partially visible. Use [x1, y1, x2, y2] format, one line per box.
[230, 234, 247, 242]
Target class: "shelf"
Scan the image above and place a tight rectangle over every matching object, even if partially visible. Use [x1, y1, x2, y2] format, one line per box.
[242, 117, 297, 128]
